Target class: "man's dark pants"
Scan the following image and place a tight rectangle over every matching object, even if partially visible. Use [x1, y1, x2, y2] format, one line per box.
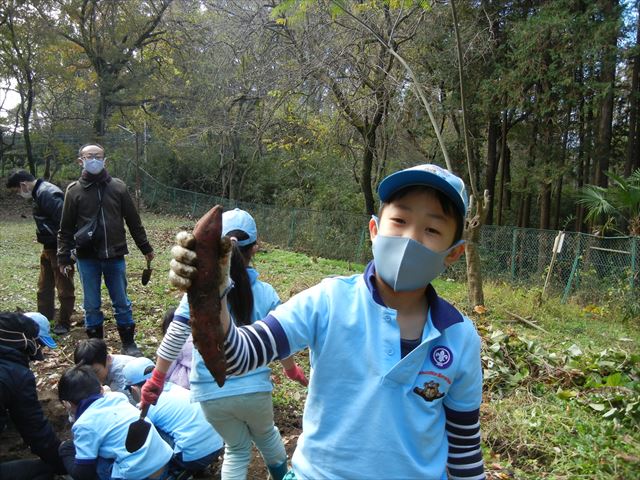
[37, 248, 75, 326]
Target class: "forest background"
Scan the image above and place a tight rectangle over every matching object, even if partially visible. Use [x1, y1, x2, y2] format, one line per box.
[2, 2, 640, 478]
[2, 0, 640, 234]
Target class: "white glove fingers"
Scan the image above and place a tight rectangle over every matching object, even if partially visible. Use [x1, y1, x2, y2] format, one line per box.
[171, 245, 197, 266]
[169, 258, 197, 279]
[176, 231, 196, 249]
[168, 269, 192, 291]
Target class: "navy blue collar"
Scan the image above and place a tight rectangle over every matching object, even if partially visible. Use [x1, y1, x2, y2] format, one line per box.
[364, 261, 463, 332]
[76, 393, 103, 420]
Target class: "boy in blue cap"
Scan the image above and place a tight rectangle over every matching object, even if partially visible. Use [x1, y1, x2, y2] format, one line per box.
[149, 164, 485, 480]
[122, 357, 224, 478]
[57, 365, 172, 480]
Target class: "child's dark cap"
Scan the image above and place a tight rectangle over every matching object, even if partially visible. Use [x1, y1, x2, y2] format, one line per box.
[378, 164, 469, 219]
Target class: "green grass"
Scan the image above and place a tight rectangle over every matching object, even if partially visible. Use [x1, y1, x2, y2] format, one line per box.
[1, 210, 639, 479]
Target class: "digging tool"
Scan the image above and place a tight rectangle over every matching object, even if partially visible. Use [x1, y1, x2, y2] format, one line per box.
[141, 258, 152, 285]
[125, 404, 150, 453]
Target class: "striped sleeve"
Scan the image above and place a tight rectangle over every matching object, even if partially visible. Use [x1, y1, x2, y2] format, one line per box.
[224, 314, 290, 375]
[445, 406, 485, 480]
[156, 317, 191, 362]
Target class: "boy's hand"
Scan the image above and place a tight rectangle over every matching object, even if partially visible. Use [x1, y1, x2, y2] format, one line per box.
[140, 368, 167, 408]
[284, 364, 309, 386]
[168, 230, 234, 299]
[168, 232, 197, 291]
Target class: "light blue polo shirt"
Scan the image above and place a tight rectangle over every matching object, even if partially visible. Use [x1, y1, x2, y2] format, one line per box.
[72, 392, 173, 479]
[147, 382, 223, 461]
[269, 263, 483, 480]
[107, 354, 136, 401]
[174, 267, 281, 402]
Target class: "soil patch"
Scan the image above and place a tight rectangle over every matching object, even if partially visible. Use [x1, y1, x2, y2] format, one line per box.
[0, 322, 302, 480]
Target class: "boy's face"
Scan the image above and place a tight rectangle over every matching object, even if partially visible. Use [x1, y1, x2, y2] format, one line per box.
[370, 189, 464, 266]
[91, 362, 109, 383]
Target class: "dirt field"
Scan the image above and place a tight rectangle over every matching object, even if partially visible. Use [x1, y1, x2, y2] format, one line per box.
[0, 320, 303, 480]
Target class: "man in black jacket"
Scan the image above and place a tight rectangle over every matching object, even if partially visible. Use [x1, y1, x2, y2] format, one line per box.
[57, 143, 153, 356]
[0, 311, 66, 480]
[7, 171, 75, 335]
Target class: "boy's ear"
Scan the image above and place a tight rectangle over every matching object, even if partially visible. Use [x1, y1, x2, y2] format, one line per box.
[368, 216, 379, 241]
[444, 243, 465, 267]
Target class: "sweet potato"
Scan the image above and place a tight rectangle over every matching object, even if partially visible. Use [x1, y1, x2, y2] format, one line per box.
[188, 205, 232, 387]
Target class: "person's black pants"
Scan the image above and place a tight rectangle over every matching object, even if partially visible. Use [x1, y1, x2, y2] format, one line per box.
[0, 458, 54, 480]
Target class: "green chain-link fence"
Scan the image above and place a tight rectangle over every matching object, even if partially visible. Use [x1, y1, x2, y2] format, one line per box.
[113, 163, 639, 305]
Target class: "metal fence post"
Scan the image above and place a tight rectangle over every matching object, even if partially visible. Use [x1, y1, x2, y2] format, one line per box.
[631, 236, 638, 291]
[562, 234, 582, 303]
[510, 228, 518, 281]
[287, 210, 297, 249]
[192, 192, 198, 217]
[356, 226, 367, 264]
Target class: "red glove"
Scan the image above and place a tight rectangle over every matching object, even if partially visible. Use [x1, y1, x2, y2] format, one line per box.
[284, 364, 308, 386]
[140, 369, 166, 408]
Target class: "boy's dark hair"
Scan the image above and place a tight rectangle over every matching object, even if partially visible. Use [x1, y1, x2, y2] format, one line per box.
[379, 185, 464, 245]
[78, 143, 105, 156]
[6, 170, 35, 188]
[226, 229, 255, 326]
[162, 307, 177, 334]
[74, 338, 108, 366]
[58, 365, 102, 404]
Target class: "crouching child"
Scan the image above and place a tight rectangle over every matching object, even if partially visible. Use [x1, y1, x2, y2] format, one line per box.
[74, 338, 136, 403]
[123, 357, 224, 478]
[57, 365, 172, 480]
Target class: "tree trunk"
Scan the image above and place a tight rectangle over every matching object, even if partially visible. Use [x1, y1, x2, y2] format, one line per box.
[485, 117, 499, 225]
[93, 93, 109, 140]
[361, 129, 376, 215]
[553, 128, 569, 230]
[626, 3, 640, 177]
[496, 108, 509, 225]
[594, 0, 619, 188]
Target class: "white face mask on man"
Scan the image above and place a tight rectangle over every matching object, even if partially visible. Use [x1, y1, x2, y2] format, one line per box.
[18, 183, 31, 199]
[82, 157, 105, 175]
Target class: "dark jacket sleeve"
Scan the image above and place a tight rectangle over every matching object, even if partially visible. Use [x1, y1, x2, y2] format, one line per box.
[10, 369, 65, 473]
[120, 183, 153, 255]
[57, 183, 78, 265]
[59, 440, 98, 480]
[39, 187, 64, 229]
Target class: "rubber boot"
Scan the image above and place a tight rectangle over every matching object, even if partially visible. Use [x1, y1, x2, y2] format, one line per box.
[267, 460, 289, 480]
[86, 324, 104, 339]
[117, 324, 143, 357]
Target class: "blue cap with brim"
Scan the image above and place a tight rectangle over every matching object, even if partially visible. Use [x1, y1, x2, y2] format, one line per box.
[24, 312, 57, 349]
[378, 164, 469, 219]
[222, 208, 258, 247]
[122, 357, 155, 386]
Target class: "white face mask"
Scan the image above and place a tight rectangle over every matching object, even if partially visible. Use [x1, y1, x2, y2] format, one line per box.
[83, 158, 105, 175]
[18, 184, 31, 199]
[372, 234, 463, 292]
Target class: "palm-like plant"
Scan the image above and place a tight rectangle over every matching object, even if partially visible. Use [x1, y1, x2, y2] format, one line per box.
[577, 169, 640, 236]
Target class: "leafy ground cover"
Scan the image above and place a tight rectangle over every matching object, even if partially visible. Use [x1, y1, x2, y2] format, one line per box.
[0, 198, 639, 479]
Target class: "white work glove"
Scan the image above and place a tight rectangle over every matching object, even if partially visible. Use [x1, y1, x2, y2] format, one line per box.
[168, 231, 233, 298]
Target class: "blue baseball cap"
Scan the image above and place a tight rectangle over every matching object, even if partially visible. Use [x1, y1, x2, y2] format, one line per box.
[24, 312, 57, 349]
[222, 208, 258, 247]
[377, 164, 469, 219]
[122, 357, 155, 386]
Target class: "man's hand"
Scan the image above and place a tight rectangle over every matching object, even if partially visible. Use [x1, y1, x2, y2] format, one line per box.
[140, 368, 167, 408]
[284, 364, 309, 386]
[59, 264, 74, 278]
[144, 251, 155, 262]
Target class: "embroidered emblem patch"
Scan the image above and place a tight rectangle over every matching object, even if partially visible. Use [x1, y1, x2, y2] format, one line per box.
[413, 380, 445, 402]
[430, 346, 453, 369]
